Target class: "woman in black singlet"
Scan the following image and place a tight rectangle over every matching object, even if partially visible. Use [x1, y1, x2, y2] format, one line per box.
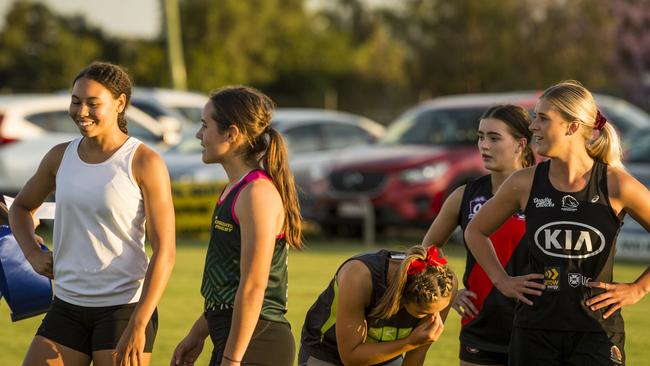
[299, 245, 457, 366]
[421, 104, 534, 366]
[465, 81, 650, 365]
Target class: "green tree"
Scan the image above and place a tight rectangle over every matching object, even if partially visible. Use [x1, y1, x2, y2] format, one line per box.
[0, 1, 103, 92]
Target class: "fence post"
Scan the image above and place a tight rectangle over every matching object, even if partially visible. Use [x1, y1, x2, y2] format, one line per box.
[361, 196, 375, 248]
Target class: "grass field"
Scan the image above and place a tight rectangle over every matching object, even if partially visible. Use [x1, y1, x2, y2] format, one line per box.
[2, 238, 649, 365]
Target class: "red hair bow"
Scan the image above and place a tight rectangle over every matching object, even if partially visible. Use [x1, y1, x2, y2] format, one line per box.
[595, 110, 607, 131]
[407, 246, 448, 275]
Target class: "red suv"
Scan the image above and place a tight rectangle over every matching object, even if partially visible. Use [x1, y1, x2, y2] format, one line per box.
[305, 91, 650, 233]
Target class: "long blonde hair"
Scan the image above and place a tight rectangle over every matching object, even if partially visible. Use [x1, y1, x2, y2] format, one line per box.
[369, 245, 455, 320]
[209, 86, 302, 249]
[541, 80, 623, 168]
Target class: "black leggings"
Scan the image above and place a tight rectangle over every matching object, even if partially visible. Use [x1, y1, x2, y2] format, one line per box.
[206, 309, 295, 366]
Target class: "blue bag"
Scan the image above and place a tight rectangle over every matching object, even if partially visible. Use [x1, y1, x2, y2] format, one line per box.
[0, 225, 53, 321]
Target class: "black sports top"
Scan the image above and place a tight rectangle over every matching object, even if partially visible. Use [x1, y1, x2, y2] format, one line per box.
[518, 160, 624, 332]
[300, 250, 420, 365]
[200, 169, 289, 324]
[459, 174, 528, 352]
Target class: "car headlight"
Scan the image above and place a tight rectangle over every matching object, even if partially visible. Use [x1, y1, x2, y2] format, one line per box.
[399, 163, 449, 184]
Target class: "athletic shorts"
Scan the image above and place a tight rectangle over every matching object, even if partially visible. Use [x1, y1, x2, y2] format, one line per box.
[509, 326, 625, 366]
[36, 297, 158, 355]
[459, 342, 508, 365]
[297, 345, 403, 366]
[206, 309, 295, 366]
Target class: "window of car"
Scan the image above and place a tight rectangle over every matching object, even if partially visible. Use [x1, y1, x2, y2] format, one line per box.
[131, 100, 167, 119]
[321, 122, 371, 150]
[381, 107, 486, 146]
[626, 130, 650, 163]
[282, 124, 324, 154]
[26, 111, 78, 133]
[126, 120, 160, 143]
[172, 107, 203, 124]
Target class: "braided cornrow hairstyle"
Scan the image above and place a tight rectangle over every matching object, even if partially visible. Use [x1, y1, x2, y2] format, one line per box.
[370, 245, 455, 320]
[73, 62, 133, 134]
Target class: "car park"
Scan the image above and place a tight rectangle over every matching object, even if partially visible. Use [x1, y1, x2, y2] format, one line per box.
[617, 127, 650, 261]
[0, 94, 183, 194]
[306, 92, 650, 233]
[162, 108, 385, 211]
[132, 87, 207, 128]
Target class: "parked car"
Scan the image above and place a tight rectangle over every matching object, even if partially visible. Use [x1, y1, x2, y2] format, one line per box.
[0, 94, 183, 194]
[132, 87, 207, 128]
[617, 127, 650, 261]
[0, 94, 181, 147]
[306, 92, 650, 233]
[163, 108, 385, 210]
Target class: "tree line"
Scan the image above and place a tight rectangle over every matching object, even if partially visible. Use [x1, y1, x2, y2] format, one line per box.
[1, 0, 649, 122]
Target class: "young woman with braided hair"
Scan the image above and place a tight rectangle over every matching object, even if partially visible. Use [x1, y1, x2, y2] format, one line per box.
[466, 80, 650, 365]
[171, 86, 302, 366]
[420, 104, 534, 366]
[299, 245, 457, 366]
[9, 62, 176, 366]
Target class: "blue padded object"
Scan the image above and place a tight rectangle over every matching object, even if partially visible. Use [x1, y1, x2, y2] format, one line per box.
[0, 225, 53, 321]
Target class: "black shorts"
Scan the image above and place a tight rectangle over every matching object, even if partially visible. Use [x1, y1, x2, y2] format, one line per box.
[36, 297, 158, 355]
[206, 308, 295, 366]
[459, 342, 508, 365]
[509, 327, 625, 366]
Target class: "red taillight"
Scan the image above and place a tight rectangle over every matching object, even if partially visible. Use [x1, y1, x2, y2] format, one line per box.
[0, 115, 17, 145]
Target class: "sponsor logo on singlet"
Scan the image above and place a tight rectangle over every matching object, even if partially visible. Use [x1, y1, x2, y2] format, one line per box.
[533, 197, 555, 208]
[561, 195, 579, 212]
[366, 326, 412, 343]
[544, 266, 560, 292]
[568, 273, 592, 288]
[514, 210, 525, 220]
[534, 221, 605, 259]
[214, 218, 234, 232]
[610, 345, 623, 364]
[468, 196, 487, 219]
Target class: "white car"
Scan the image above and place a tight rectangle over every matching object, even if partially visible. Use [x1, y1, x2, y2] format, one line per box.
[0, 94, 181, 146]
[131, 87, 207, 129]
[163, 108, 386, 217]
[0, 94, 182, 194]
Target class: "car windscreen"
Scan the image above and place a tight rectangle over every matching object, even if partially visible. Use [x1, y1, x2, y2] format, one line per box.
[380, 107, 485, 146]
[598, 99, 650, 136]
[626, 130, 650, 163]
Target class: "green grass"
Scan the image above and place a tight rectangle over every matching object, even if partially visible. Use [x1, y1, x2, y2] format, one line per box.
[2, 239, 649, 365]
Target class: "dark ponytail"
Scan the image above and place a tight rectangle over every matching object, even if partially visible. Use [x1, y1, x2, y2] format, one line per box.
[209, 86, 302, 249]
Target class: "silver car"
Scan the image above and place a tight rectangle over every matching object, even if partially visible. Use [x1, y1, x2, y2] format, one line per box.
[163, 108, 385, 216]
[617, 128, 650, 261]
[0, 94, 182, 194]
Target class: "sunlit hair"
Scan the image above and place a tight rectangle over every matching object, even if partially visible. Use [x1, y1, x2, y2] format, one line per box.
[541, 80, 623, 167]
[208, 86, 302, 249]
[481, 104, 535, 168]
[369, 245, 455, 320]
[72, 62, 133, 134]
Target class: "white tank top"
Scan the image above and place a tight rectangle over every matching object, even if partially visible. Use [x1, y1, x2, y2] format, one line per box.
[53, 137, 148, 306]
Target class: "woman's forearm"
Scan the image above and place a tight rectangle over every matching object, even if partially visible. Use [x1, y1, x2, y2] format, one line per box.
[222, 281, 267, 361]
[8, 204, 42, 257]
[130, 245, 176, 328]
[464, 226, 508, 286]
[341, 337, 420, 366]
